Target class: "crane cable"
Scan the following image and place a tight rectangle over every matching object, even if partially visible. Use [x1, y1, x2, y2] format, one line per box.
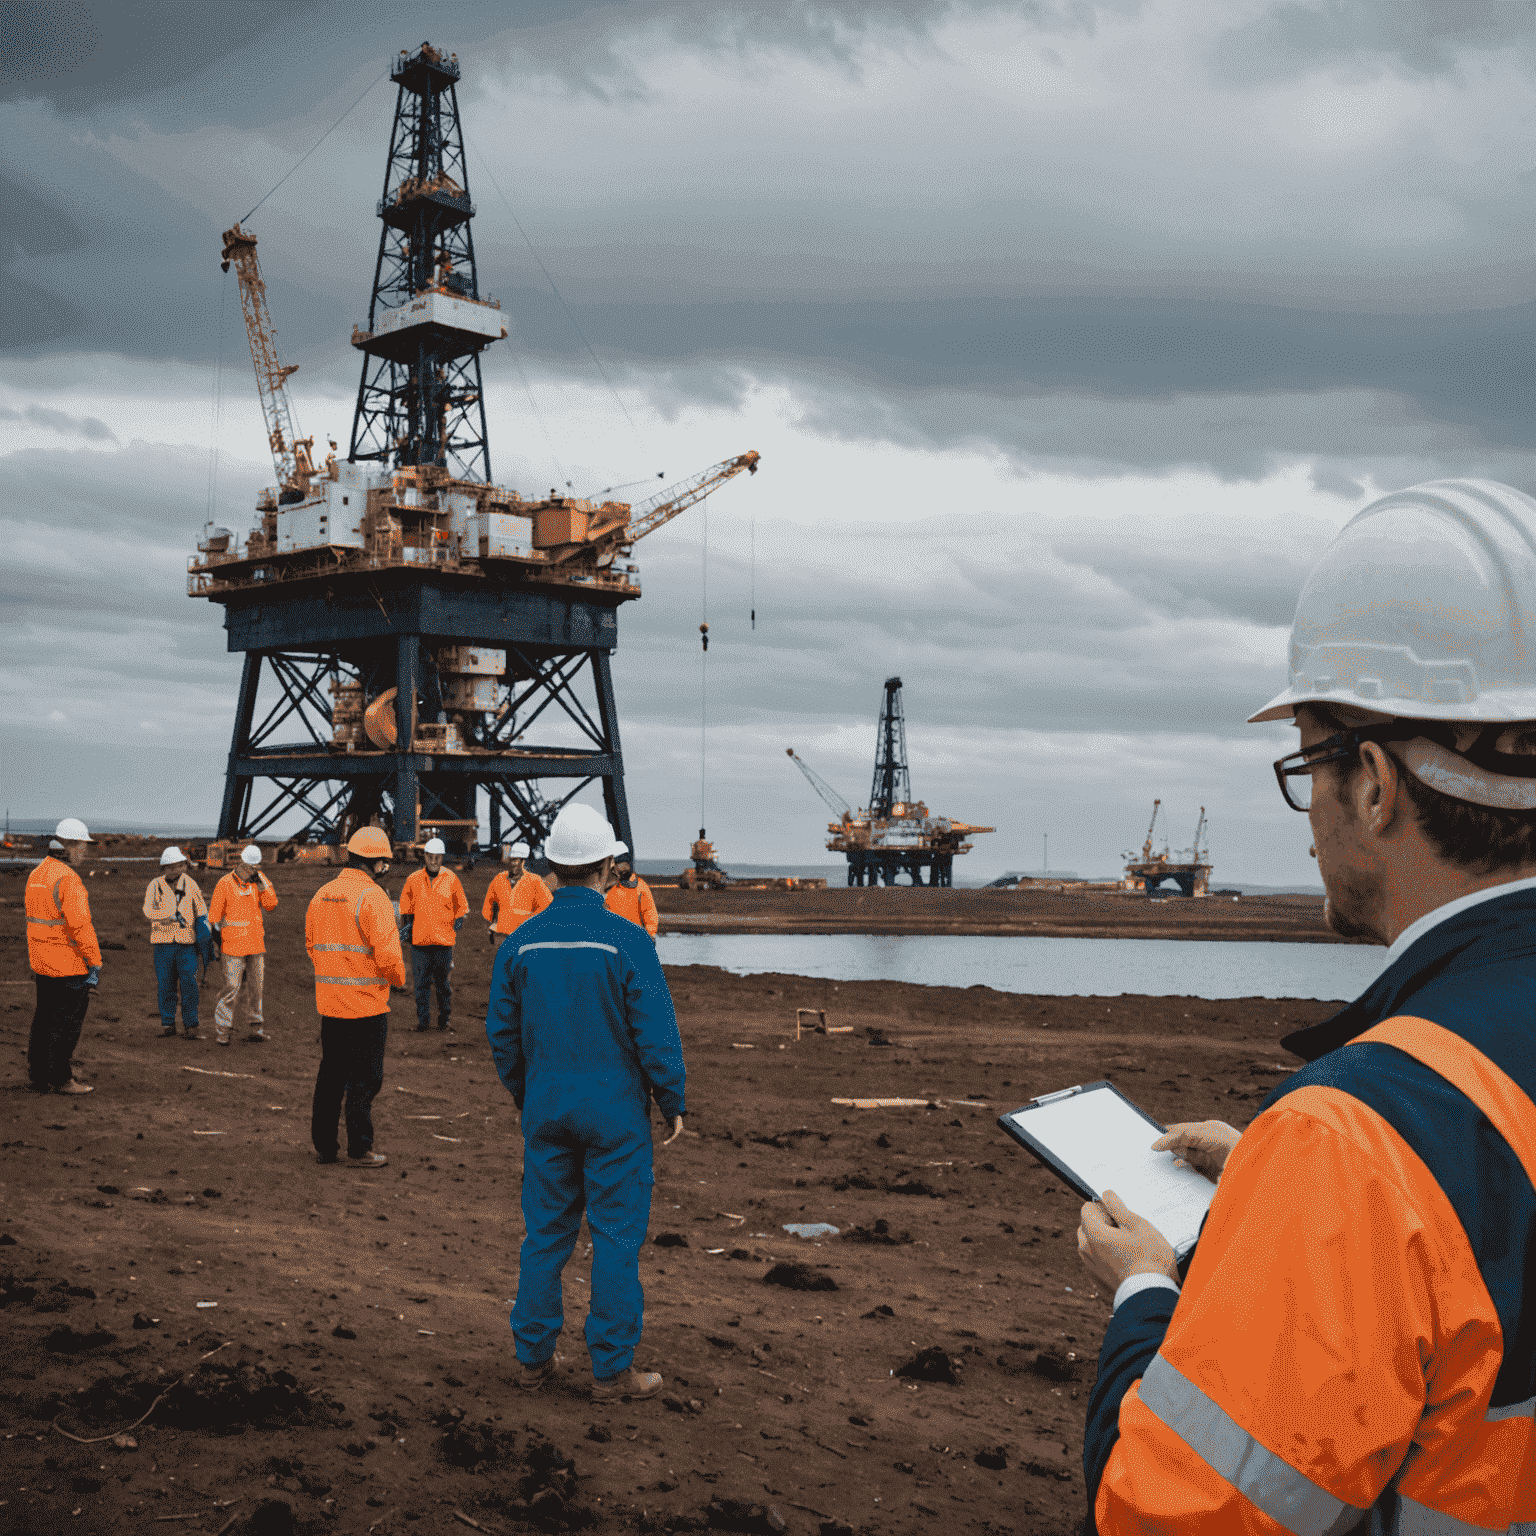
[205, 267, 231, 527]
[699, 504, 709, 832]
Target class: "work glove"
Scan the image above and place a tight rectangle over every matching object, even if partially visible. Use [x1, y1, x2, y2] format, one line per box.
[84, 966, 101, 989]
[453, 917, 465, 933]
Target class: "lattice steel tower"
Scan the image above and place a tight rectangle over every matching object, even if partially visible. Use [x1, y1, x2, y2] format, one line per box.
[868, 676, 911, 819]
[350, 45, 492, 482]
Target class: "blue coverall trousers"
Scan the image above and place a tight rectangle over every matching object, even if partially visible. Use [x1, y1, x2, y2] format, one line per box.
[410, 944, 453, 1030]
[152, 943, 200, 1032]
[511, 1099, 654, 1379]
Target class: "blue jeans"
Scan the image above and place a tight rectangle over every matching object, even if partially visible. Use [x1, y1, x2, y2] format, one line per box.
[411, 944, 453, 1029]
[512, 1104, 655, 1379]
[153, 943, 200, 1031]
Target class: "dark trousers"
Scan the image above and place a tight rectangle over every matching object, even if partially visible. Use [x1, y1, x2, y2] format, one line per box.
[29, 973, 91, 1089]
[411, 944, 453, 1029]
[311, 1014, 389, 1160]
[153, 943, 200, 1031]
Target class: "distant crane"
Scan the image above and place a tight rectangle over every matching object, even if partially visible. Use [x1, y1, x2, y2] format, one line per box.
[1123, 798, 1212, 898]
[1183, 806, 1208, 864]
[1137, 798, 1164, 862]
[219, 222, 316, 502]
[786, 749, 853, 820]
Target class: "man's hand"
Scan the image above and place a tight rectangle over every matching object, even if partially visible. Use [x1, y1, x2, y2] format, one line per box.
[661, 1115, 684, 1147]
[487, 927, 498, 944]
[1077, 1191, 1179, 1296]
[1150, 1121, 1241, 1182]
[84, 965, 101, 989]
[454, 917, 465, 933]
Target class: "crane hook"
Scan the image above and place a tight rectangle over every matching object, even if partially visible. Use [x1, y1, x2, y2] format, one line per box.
[699, 622, 709, 653]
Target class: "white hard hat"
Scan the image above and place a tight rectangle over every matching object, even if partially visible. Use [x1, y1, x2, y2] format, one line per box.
[160, 846, 186, 866]
[423, 838, 446, 855]
[544, 804, 626, 865]
[55, 817, 93, 843]
[240, 844, 262, 865]
[1251, 479, 1536, 726]
[505, 841, 530, 858]
[614, 843, 629, 857]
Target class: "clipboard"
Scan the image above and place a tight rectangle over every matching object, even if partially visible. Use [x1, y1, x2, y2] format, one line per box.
[997, 1080, 1215, 1260]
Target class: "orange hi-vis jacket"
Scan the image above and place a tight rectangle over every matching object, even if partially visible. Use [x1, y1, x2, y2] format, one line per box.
[1084, 885, 1536, 1536]
[399, 867, 468, 946]
[483, 869, 552, 934]
[304, 867, 408, 1019]
[143, 874, 206, 945]
[207, 871, 277, 957]
[604, 875, 658, 937]
[26, 856, 101, 978]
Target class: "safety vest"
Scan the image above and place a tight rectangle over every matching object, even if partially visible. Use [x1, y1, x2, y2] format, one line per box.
[1086, 887, 1536, 1536]
[208, 872, 277, 957]
[304, 867, 407, 1019]
[604, 876, 658, 937]
[25, 856, 101, 978]
[144, 874, 206, 944]
[483, 869, 552, 934]
[400, 866, 468, 946]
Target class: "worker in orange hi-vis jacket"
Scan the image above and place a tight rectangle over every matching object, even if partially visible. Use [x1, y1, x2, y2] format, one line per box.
[483, 840, 551, 946]
[25, 818, 101, 1096]
[207, 843, 278, 1047]
[1075, 479, 1536, 1536]
[398, 837, 469, 1033]
[603, 851, 658, 939]
[304, 827, 408, 1169]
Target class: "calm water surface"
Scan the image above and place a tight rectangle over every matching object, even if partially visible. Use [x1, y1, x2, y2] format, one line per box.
[656, 932, 1385, 1001]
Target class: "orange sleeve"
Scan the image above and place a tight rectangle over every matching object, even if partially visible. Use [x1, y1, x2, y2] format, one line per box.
[640, 880, 658, 937]
[400, 870, 419, 915]
[449, 873, 469, 922]
[482, 873, 504, 924]
[361, 887, 408, 989]
[60, 871, 101, 968]
[208, 877, 229, 930]
[1097, 1090, 1461, 1533]
[258, 876, 278, 911]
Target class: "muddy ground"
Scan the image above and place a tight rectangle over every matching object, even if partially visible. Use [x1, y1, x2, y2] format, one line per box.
[1, 858, 1339, 1536]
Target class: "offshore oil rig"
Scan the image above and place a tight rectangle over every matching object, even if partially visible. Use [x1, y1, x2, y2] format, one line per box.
[191, 42, 757, 856]
[1122, 799, 1212, 897]
[788, 677, 993, 886]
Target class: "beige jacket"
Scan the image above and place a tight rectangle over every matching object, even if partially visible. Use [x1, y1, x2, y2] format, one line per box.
[144, 874, 207, 945]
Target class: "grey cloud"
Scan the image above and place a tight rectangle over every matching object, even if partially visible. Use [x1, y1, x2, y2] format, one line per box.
[1210, 0, 1536, 83]
[0, 404, 115, 440]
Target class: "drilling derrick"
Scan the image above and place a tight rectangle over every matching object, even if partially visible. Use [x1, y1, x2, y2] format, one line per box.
[190, 40, 758, 858]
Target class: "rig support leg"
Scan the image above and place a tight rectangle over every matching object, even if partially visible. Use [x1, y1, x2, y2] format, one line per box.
[218, 652, 263, 839]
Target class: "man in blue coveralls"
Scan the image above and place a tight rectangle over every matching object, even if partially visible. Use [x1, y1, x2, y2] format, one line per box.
[485, 803, 687, 1404]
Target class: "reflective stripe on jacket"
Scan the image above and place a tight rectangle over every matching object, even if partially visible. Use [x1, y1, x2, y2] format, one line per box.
[604, 876, 658, 937]
[1085, 887, 1536, 1536]
[304, 867, 407, 1018]
[400, 867, 468, 946]
[207, 871, 277, 956]
[482, 869, 553, 934]
[143, 875, 206, 944]
[25, 856, 101, 977]
[484, 885, 685, 1121]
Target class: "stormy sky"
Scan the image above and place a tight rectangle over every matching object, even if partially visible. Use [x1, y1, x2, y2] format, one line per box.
[5, 0, 1535, 882]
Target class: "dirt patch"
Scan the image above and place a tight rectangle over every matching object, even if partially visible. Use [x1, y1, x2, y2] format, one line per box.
[0, 858, 1337, 1534]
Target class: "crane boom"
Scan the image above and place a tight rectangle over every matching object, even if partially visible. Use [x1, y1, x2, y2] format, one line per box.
[1140, 798, 1161, 861]
[220, 222, 314, 496]
[625, 451, 759, 543]
[786, 748, 852, 819]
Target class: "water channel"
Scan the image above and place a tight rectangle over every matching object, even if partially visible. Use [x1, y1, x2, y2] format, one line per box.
[656, 932, 1385, 1001]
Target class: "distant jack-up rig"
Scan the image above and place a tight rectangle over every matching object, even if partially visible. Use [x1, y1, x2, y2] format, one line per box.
[192, 40, 757, 856]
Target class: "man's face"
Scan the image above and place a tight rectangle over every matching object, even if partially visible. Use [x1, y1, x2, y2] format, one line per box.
[371, 858, 391, 879]
[616, 863, 634, 884]
[508, 857, 524, 878]
[1298, 708, 1386, 943]
[164, 861, 188, 883]
[424, 852, 444, 874]
[235, 861, 257, 884]
[62, 840, 88, 868]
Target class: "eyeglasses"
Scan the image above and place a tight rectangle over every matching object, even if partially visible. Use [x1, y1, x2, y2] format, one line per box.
[1272, 724, 1418, 812]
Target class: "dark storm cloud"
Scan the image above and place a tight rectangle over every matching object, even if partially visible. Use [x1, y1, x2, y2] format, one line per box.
[1211, 0, 1536, 84]
[0, 403, 114, 440]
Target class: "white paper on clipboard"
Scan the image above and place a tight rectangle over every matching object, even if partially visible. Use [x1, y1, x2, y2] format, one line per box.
[1004, 1085, 1216, 1256]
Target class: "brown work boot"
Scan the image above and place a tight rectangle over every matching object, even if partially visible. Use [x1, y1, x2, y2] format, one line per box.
[591, 1367, 663, 1403]
[55, 1080, 94, 1096]
[346, 1152, 388, 1169]
[516, 1358, 554, 1391]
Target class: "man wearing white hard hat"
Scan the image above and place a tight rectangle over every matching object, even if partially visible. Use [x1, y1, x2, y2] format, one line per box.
[24, 818, 101, 1095]
[485, 802, 686, 1405]
[143, 846, 208, 1039]
[399, 837, 469, 1032]
[482, 839, 551, 944]
[1077, 480, 1536, 1536]
[207, 845, 278, 1046]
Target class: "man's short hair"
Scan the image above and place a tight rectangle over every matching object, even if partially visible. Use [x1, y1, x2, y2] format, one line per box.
[1310, 704, 1536, 874]
[550, 857, 606, 882]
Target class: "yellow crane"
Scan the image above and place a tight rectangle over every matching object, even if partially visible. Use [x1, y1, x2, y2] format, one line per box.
[219, 222, 316, 500]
